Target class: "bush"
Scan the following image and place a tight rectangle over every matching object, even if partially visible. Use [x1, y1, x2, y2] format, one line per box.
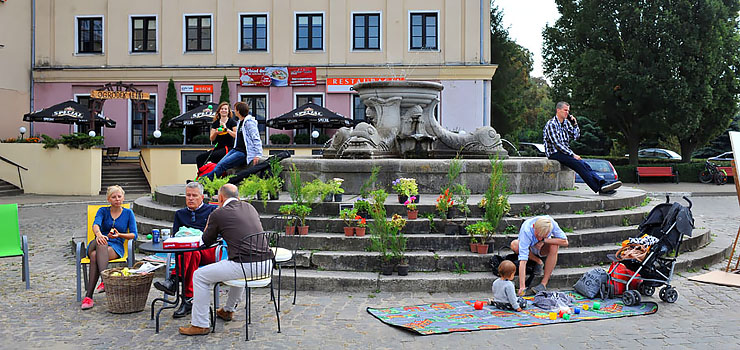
[316, 133, 331, 145]
[40, 133, 104, 150]
[191, 134, 211, 144]
[270, 133, 290, 144]
[614, 161, 707, 183]
[294, 134, 310, 144]
[156, 131, 183, 145]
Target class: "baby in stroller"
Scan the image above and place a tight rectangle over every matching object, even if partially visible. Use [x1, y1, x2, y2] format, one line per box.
[606, 196, 694, 306]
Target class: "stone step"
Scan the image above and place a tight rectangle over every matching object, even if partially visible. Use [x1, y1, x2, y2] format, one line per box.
[289, 227, 710, 272]
[0, 188, 23, 196]
[271, 228, 730, 292]
[102, 176, 149, 182]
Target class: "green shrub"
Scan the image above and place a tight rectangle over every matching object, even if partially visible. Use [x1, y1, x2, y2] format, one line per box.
[614, 161, 707, 183]
[156, 131, 183, 145]
[191, 134, 211, 144]
[294, 133, 310, 144]
[270, 133, 291, 144]
[41, 133, 104, 150]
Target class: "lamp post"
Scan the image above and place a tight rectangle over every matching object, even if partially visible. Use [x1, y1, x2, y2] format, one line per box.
[19, 126, 26, 140]
[153, 130, 161, 145]
[88, 130, 96, 137]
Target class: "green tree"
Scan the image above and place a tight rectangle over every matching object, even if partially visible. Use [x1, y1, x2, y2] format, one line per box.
[518, 77, 553, 143]
[489, 4, 533, 140]
[160, 78, 180, 134]
[219, 76, 230, 104]
[570, 117, 612, 156]
[693, 114, 740, 158]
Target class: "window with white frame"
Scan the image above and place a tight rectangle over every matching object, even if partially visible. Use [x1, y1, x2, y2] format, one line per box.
[239, 94, 268, 144]
[295, 94, 323, 144]
[132, 16, 156, 53]
[77, 17, 103, 54]
[353, 13, 380, 50]
[410, 12, 438, 50]
[240, 14, 267, 51]
[296, 14, 323, 50]
[352, 95, 366, 122]
[131, 95, 157, 149]
[185, 15, 212, 52]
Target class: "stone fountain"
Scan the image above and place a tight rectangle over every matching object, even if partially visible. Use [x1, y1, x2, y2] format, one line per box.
[324, 81, 508, 159]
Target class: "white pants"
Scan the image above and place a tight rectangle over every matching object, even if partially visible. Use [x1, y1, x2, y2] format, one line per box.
[191, 258, 272, 328]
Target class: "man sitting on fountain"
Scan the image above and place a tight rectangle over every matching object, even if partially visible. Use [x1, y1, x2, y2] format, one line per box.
[510, 216, 569, 296]
[544, 101, 622, 194]
[154, 181, 217, 318]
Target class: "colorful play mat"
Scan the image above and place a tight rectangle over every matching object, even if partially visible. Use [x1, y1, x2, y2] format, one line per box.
[367, 291, 658, 335]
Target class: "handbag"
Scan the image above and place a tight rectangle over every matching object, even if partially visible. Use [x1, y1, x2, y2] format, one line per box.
[616, 243, 649, 261]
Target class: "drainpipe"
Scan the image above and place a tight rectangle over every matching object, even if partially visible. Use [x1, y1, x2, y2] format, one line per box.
[480, 0, 486, 64]
[29, 0, 36, 136]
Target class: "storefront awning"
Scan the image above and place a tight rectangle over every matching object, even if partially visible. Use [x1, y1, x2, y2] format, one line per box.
[266, 102, 356, 130]
[168, 102, 219, 127]
[23, 100, 116, 128]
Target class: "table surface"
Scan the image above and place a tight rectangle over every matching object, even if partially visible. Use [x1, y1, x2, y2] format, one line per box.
[138, 241, 217, 254]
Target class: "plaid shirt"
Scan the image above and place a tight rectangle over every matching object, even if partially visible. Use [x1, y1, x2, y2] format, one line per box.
[543, 116, 580, 157]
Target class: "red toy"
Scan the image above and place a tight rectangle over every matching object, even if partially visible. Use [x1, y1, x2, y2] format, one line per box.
[473, 301, 484, 310]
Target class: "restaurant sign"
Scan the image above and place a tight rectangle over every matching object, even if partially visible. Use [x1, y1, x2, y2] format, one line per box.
[239, 67, 316, 87]
[326, 77, 405, 93]
[91, 90, 150, 100]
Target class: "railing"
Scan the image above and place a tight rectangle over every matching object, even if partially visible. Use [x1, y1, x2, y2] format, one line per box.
[138, 151, 150, 173]
[0, 155, 28, 190]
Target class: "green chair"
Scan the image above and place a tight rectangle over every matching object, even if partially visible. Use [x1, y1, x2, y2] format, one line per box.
[0, 203, 30, 289]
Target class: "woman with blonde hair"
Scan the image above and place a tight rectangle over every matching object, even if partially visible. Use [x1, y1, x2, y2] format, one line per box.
[81, 185, 138, 310]
[195, 101, 238, 169]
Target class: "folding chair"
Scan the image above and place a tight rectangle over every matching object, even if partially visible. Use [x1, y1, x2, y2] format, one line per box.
[0, 203, 30, 289]
[103, 147, 120, 166]
[75, 204, 134, 302]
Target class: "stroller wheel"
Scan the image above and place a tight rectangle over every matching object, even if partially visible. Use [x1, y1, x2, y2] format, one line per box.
[660, 286, 679, 303]
[622, 290, 641, 306]
[638, 283, 655, 297]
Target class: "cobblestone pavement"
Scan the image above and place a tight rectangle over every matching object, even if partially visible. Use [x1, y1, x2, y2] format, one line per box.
[0, 196, 739, 349]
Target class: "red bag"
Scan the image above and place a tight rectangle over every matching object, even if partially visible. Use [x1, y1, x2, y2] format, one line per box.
[607, 261, 642, 296]
[197, 162, 217, 179]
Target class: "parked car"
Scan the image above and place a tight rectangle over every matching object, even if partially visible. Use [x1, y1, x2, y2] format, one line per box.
[625, 148, 682, 161]
[518, 142, 546, 157]
[575, 158, 619, 183]
[708, 151, 734, 162]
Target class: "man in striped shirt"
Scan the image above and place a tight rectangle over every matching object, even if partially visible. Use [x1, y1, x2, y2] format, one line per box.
[543, 102, 622, 194]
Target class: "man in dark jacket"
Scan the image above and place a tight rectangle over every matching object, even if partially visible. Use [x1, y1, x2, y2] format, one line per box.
[179, 183, 273, 336]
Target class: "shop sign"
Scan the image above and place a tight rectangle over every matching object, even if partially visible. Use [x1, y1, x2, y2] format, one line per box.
[239, 67, 316, 87]
[180, 84, 213, 93]
[90, 90, 150, 100]
[326, 77, 405, 93]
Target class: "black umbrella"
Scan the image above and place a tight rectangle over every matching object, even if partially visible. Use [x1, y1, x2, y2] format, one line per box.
[168, 102, 219, 127]
[23, 100, 116, 128]
[266, 102, 356, 130]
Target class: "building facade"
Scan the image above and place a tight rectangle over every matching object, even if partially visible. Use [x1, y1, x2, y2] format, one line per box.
[23, 0, 496, 151]
[0, 0, 32, 140]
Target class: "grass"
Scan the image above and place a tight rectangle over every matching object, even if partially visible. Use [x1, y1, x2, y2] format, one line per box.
[368, 294, 376, 298]
[621, 205, 637, 210]
[562, 226, 574, 233]
[453, 261, 469, 274]
[622, 217, 631, 226]
[504, 225, 518, 235]
[520, 205, 533, 217]
[433, 252, 440, 260]
[574, 210, 585, 215]
[640, 197, 652, 206]
[559, 187, 577, 191]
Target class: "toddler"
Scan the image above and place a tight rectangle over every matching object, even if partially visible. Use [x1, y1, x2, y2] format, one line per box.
[491, 260, 527, 311]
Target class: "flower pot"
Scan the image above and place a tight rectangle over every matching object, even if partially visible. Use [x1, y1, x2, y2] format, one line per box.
[407, 210, 418, 220]
[380, 262, 394, 276]
[476, 243, 489, 254]
[285, 226, 296, 235]
[343, 226, 354, 237]
[356, 210, 368, 219]
[334, 193, 343, 202]
[354, 227, 366, 237]
[323, 194, 333, 202]
[270, 192, 279, 200]
[398, 194, 420, 204]
[469, 242, 477, 253]
[298, 225, 309, 235]
[397, 263, 409, 276]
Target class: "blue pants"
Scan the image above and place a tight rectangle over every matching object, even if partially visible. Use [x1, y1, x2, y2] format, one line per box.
[203, 149, 246, 180]
[549, 152, 606, 193]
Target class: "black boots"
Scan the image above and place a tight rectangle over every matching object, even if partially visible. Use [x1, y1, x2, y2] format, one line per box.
[154, 276, 178, 296]
[173, 298, 193, 318]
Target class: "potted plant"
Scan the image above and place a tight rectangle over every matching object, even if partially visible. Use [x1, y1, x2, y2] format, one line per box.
[404, 196, 418, 220]
[436, 188, 454, 219]
[238, 175, 261, 203]
[392, 177, 420, 204]
[354, 215, 367, 237]
[465, 221, 493, 254]
[200, 174, 233, 203]
[389, 214, 409, 276]
[480, 156, 510, 252]
[329, 178, 345, 202]
[293, 204, 312, 235]
[339, 207, 357, 237]
[354, 197, 371, 219]
[368, 188, 395, 274]
[267, 156, 284, 199]
[279, 204, 297, 235]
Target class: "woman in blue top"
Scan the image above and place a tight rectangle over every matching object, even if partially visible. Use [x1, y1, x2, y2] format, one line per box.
[81, 185, 138, 310]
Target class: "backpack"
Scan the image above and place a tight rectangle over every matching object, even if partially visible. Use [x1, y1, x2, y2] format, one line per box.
[490, 253, 536, 287]
[573, 268, 609, 299]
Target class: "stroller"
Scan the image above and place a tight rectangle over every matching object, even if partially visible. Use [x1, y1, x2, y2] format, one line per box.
[605, 196, 694, 306]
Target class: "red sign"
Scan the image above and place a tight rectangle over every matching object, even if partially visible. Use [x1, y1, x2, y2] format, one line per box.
[180, 84, 213, 93]
[239, 67, 316, 87]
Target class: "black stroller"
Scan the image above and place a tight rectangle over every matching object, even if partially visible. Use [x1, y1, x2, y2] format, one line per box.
[605, 196, 694, 306]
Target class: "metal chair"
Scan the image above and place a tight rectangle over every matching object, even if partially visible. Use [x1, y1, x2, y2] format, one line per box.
[271, 214, 300, 311]
[211, 231, 280, 341]
[102, 147, 120, 166]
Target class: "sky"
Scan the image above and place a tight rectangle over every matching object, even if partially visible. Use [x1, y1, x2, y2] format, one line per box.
[495, 0, 561, 78]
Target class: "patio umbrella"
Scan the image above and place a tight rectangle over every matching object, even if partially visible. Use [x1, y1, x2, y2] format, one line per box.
[266, 102, 356, 130]
[22, 100, 116, 128]
[168, 102, 219, 127]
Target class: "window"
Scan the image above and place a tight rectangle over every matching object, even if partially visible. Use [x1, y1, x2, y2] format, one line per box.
[295, 94, 323, 144]
[75, 95, 100, 135]
[131, 96, 157, 149]
[240, 15, 267, 51]
[353, 95, 366, 122]
[353, 14, 380, 50]
[184, 94, 211, 112]
[410, 13, 438, 50]
[77, 17, 103, 54]
[185, 15, 212, 52]
[296, 14, 323, 50]
[132, 16, 156, 53]
[240, 95, 268, 144]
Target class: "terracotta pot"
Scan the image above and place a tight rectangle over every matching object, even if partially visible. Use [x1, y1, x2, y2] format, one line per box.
[476, 243, 489, 254]
[298, 225, 309, 235]
[354, 227, 366, 237]
[343, 226, 354, 237]
[469, 242, 477, 253]
[407, 210, 418, 220]
[285, 226, 296, 235]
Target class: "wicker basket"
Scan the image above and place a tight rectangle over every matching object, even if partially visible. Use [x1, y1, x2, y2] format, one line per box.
[101, 262, 155, 314]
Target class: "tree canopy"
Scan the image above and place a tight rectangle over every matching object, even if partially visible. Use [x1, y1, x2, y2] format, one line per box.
[543, 0, 740, 164]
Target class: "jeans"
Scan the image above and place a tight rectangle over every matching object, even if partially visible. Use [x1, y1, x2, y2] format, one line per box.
[549, 152, 606, 193]
[202, 149, 246, 180]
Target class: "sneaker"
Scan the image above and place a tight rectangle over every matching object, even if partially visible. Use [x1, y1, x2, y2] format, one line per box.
[216, 307, 234, 321]
[95, 282, 105, 294]
[178, 324, 210, 336]
[81, 297, 94, 310]
[600, 181, 622, 193]
[529, 283, 547, 295]
[599, 190, 617, 196]
[532, 263, 544, 277]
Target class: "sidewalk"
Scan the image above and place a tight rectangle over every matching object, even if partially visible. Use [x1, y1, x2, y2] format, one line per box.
[626, 182, 738, 197]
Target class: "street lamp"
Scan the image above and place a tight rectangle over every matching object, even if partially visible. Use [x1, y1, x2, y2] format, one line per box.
[19, 126, 26, 140]
[153, 130, 162, 138]
[88, 130, 96, 137]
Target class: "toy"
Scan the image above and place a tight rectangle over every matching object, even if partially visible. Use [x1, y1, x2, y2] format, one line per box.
[549, 312, 557, 320]
[147, 234, 153, 240]
[558, 310, 565, 318]
[473, 301, 484, 310]
[582, 304, 589, 311]
[563, 313, 571, 320]
[574, 307, 581, 314]
[593, 302, 601, 310]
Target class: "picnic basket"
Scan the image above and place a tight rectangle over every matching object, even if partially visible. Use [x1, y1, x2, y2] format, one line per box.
[101, 262, 155, 314]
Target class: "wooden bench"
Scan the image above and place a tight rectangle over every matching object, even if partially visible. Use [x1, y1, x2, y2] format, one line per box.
[635, 166, 679, 184]
[719, 166, 734, 177]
